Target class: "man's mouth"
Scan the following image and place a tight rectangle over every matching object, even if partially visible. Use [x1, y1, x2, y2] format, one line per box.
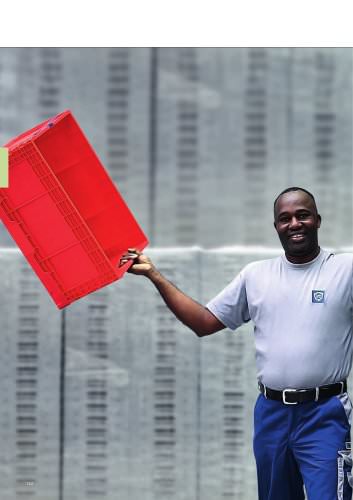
[288, 233, 306, 242]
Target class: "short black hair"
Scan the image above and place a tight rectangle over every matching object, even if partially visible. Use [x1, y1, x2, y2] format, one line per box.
[273, 187, 317, 215]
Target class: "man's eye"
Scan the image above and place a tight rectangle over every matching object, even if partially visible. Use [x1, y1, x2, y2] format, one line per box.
[279, 218, 289, 223]
[298, 214, 309, 219]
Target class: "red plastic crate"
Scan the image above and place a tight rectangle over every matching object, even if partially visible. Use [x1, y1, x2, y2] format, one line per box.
[0, 110, 148, 308]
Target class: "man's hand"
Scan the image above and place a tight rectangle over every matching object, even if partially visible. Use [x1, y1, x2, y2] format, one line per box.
[120, 248, 156, 278]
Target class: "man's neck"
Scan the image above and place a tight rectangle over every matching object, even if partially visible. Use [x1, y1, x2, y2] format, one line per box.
[285, 246, 321, 264]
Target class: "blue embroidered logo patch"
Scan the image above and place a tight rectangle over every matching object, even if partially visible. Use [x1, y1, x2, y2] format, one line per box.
[312, 290, 325, 303]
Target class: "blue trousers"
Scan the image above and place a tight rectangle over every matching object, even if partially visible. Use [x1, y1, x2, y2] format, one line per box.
[253, 393, 352, 500]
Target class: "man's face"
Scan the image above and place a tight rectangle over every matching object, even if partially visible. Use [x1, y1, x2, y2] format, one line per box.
[274, 191, 321, 262]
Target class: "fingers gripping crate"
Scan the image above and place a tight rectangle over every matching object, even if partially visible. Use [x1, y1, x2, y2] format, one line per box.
[0, 110, 148, 308]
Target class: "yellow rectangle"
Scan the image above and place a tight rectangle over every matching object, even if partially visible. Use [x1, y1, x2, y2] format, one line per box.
[0, 148, 8, 187]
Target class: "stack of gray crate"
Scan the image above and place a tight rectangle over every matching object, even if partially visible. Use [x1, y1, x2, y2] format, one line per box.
[0, 250, 61, 500]
[103, 48, 151, 236]
[289, 48, 352, 247]
[199, 247, 279, 500]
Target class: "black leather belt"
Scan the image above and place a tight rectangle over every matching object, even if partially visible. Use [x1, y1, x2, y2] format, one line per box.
[258, 380, 347, 405]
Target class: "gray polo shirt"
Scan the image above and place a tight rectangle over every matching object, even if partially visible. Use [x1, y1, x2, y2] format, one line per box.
[206, 249, 353, 390]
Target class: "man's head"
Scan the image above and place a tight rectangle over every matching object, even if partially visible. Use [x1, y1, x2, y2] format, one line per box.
[273, 187, 321, 263]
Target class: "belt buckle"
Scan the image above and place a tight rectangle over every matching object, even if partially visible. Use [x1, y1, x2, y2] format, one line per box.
[282, 388, 298, 405]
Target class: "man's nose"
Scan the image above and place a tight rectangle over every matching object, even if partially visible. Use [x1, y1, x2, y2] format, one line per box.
[289, 217, 301, 229]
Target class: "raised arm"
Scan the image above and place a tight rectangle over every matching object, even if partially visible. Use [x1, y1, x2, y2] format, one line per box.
[121, 249, 225, 337]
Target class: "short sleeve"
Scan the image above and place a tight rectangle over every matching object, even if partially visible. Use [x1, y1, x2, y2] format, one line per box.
[206, 269, 251, 331]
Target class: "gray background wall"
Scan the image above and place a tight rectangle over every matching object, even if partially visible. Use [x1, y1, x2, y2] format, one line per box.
[0, 48, 351, 248]
[0, 48, 351, 499]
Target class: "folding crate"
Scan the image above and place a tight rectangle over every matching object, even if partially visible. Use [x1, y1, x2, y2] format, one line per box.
[0, 110, 148, 308]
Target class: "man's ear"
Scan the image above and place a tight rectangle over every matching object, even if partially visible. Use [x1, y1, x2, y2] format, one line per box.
[317, 214, 321, 228]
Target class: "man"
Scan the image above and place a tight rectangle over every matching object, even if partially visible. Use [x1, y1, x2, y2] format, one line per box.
[121, 187, 353, 500]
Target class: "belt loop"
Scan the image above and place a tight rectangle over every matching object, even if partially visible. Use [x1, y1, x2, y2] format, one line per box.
[259, 382, 268, 399]
[340, 381, 345, 394]
[315, 387, 319, 402]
